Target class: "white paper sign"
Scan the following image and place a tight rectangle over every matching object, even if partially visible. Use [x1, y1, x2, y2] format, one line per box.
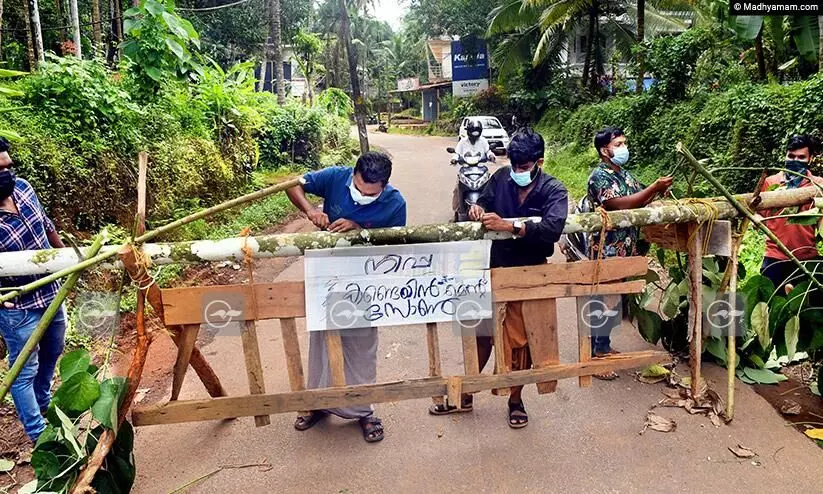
[452, 78, 489, 98]
[305, 241, 492, 331]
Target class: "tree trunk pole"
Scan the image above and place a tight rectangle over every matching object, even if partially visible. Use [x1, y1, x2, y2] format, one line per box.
[635, 0, 645, 93]
[69, 0, 81, 57]
[268, 0, 285, 103]
[0, 233, 106, 403]
[0, 0, 5, 61]
[91, 0, 102, 57]
[754, 29, 766, 81]
[819, 16, 823, 73]
[338, 0, 369, 154]
[687, 224, 703, 399]
[726, 230, 738, 420]
[2, 186, 822, 283]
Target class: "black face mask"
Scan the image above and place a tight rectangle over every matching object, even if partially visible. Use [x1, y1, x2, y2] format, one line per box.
[0, 169, 16, 200]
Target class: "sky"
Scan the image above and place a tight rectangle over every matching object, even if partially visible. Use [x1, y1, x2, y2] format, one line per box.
[372, 0, 409, 31]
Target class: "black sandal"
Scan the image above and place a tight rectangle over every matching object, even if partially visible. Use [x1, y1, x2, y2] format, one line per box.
[428, 396, 473, 415]
[294, 411, 327, 431]
[359, 415, 384, 443]
[508, 400, 528, 429]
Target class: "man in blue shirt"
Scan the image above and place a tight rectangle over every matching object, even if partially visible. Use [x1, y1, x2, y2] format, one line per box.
[0, 137, 67, 442]
[286, 152, 406, 442]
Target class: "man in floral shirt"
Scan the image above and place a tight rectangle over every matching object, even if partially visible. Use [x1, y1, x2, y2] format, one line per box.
[586, 127, 672, 378]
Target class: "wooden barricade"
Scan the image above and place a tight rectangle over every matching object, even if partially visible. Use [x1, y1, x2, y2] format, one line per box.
[131, 257, 670, 427]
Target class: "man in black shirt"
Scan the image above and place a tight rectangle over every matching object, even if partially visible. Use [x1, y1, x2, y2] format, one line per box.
[429, 128, 568, 428]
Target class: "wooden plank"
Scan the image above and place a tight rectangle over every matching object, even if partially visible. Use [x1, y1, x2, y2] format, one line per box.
[161, 282, 306, 326]
[521, 299, 559, 394]
[491, 257, 648, 288]
[170, 324, 199, 401]
[425, 322, 444, 406]
[325, 330, 346, 387]
[447, 376, 462, 410]
[161, 263, 647, 326]
[492, 303, 510, 396]
[280, 318, 305, 392]
[643, 220, 732, 256]
[133, 351, 671, 426]
[576, 298, 592, 388]
[461, 329, 479, 376]
[493, 279, 646, 303]
[241, 320, 270, 427]
[136, 151, 148, 236]
[688, 223, 704, 399]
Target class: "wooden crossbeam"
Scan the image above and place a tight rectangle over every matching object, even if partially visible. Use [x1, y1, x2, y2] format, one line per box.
[132, 351, 670, 426]
[159, 258, 649, 326]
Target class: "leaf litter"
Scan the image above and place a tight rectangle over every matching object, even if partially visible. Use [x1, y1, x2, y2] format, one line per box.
[640, 412, 676, 434]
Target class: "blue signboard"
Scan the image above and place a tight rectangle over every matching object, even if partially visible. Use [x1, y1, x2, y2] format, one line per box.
[451, 39, 489, 82]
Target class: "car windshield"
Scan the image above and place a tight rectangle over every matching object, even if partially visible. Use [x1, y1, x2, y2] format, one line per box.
[482, 118, 502, 129]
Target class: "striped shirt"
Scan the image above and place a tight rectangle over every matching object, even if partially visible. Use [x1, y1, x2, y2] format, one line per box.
[0, 178, 61, 309]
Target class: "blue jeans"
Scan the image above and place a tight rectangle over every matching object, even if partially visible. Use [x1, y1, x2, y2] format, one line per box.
[0, 307, 66, 441]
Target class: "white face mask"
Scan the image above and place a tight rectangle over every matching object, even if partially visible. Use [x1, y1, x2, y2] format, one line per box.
[349, 180, 381, 205]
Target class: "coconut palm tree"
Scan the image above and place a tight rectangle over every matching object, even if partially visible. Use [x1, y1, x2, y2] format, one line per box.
[488, 0, 687, 89]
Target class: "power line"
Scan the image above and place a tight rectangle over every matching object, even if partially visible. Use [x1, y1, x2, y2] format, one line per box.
[178, 0, 258, 12]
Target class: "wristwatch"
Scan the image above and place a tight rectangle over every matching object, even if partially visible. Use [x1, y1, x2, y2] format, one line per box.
[512, 220, 524, 237]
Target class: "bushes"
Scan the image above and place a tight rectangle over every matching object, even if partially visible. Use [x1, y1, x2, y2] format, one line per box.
[539, 74, 823, 196]
[5, 53, 351, 235]
[257, 99, 350, 169]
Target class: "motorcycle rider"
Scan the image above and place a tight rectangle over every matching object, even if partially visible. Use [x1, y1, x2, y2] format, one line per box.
[452, 118, 496, 215]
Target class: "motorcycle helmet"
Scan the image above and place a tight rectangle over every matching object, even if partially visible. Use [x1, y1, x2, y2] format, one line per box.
[467, 118, 483, 143]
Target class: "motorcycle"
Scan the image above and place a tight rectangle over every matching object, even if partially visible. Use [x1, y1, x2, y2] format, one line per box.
[447, 144, 498, 222]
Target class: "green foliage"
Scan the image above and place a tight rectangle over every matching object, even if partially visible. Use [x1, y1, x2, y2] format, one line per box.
[122, 0, 202, 93]
[22, 56, 140, 138]
[29, 349, 133, 492]
[642, 27, 716, 101]
[315, 88, 354, 119]
[257, 100, 349, 169]
[541, 73, 823, 196]
[193, 60, 264, 155]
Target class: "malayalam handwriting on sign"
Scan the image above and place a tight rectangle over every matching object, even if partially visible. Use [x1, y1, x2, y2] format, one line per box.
[304, 240, 493, 331]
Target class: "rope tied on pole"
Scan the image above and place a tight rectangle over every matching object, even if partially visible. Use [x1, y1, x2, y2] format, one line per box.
[590, 206, 613, 290]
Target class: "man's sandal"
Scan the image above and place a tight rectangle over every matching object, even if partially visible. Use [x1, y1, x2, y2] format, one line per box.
[508, 400, 528, 429]
[359, 416, 384, 443]
[428, 397, 473, 415]
[593, 350, 620, 380]
[294, 411, 327, 431]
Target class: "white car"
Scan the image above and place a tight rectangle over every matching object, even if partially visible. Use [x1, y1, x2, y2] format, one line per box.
[458, 116, 510, 154]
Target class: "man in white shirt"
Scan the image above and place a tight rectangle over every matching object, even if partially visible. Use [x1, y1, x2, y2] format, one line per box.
[452, 118, 496, 215]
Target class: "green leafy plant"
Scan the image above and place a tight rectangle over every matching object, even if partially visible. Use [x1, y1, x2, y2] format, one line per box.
[122, 0, 202, 93]
[25, 349, 133, 493]
[0, 67, 28, 141]
[314, 88, 354, 119]
[23, 56, 140, 134]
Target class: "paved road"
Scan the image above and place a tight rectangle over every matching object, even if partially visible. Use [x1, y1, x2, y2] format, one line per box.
[133, 131, 823, 493]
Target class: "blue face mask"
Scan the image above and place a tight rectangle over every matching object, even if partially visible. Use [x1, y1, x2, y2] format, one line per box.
[510, 167, 535, 187]
[785, 159, 809, 188]
[611, 146, 630, 166]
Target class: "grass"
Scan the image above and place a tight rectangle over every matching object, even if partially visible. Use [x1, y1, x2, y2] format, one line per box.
[541, 142, 598, 201]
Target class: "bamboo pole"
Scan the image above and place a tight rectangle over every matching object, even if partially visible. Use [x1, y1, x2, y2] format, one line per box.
[726, 231, 739, 420]
[2, 187, 821, 284]
[0, 177, 305, 302]
[678, 143, 823, 291]
[0, 232, 106, 403]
